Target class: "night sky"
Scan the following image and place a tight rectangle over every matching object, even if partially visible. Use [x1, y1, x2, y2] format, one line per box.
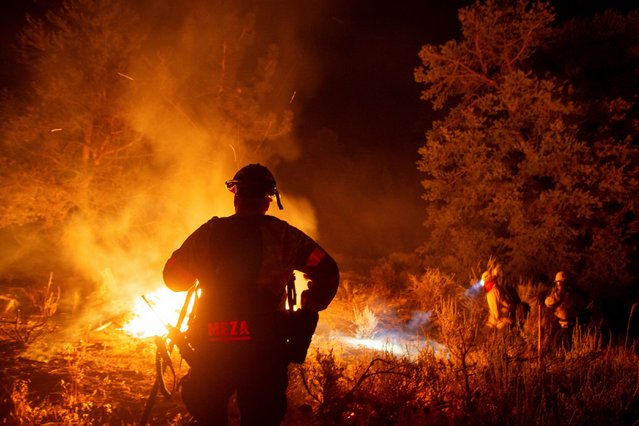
[277, 0, 637, 269]
[279, 0, 470, 270]
[0, 0, 636, 272]
[270, 0, 637, 270]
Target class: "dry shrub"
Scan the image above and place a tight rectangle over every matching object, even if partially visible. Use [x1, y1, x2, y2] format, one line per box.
[3, 264, 639, 425]
[8, 380, 36, 424]
[309, 260, 639, 425]
[453, 324, 639, 425]
[289, 348, 348, 425]
[347, 270, 639, 425]
[323, 276, 364, 333]
[353, 305, 378, 339]
[5, 341, 116, 425]
[344, 356, 422, 425]
[326, 271, 405, 340]
[7, 377, 114, 425]
[539, 328, 639, 425]
[295, 330, 639, 425]
[366, 253, 425, 323]
[431, 297, 486, 419]
[328, 265, 464, 348]
[412, 348, 455, 423]
[289, 348, 426, 426]
[408, 268, 465, 312]
[0, 272, 60, 347]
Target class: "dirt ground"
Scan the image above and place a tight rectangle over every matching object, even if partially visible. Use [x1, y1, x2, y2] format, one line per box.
[0, 317, 193, 425]
[0, 308, 354, 426]
[0, 283, 369, 425]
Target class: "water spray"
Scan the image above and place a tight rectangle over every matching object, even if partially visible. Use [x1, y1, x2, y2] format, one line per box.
[464, 278, 484, 298]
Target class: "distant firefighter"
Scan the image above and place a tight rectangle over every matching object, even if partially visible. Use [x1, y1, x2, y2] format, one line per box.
[544, 271, 587, 330]
[483, 266, 515, 329]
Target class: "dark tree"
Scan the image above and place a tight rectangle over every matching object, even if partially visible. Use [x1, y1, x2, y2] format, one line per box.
[415, 0, 639, 295]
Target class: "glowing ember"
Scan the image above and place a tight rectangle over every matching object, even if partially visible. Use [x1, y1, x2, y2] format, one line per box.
[122, 287, 191, 338]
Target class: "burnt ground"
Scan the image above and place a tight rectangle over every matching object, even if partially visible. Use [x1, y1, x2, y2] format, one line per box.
[0, 308, 352, 426]
[0, 276, 362, 426]
[0, 317, 193, 425]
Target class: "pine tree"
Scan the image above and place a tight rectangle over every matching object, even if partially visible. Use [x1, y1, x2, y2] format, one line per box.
[415, 0, 639, 294]
[0, 0, 294, 282]
[0, 0, 146, 228]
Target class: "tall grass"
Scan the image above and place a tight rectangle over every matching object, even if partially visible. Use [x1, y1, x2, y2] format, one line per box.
[287, 266, 639, 425]
[3, 264, 639, 425]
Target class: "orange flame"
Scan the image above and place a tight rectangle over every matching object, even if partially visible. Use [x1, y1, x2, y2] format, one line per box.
[123, 272, 308, 338]
[121, 287, 191, 338]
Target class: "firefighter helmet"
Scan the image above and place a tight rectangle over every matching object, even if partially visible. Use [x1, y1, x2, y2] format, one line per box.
[555, 271, 566, 282]
[225, 163, 283, 209]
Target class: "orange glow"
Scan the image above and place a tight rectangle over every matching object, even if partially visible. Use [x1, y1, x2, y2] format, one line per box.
[121, 287, 194, 338]
[334, 334, 448, 359]
[123, 272, 307, 338]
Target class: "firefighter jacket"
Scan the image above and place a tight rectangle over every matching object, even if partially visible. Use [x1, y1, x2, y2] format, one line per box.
[544, 285, 586, 328]
[163, 214, 339, 355]
[485, 281, 514, 329]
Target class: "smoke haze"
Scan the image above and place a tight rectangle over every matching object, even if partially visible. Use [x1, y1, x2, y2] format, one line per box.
[0, 0, 463, 326]
[64, 1, 332, 314]
[0, 0, 339, 328]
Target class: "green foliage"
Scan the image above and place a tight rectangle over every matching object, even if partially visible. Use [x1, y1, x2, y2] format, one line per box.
[415, 1, 639, 294]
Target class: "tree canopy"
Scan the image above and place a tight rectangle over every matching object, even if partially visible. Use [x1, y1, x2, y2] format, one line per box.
[0, 0, 295, 282]
[415, 0, 639, 295]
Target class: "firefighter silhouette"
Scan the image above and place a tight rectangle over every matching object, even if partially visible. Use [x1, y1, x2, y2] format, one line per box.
[545, 271, 588, 347]
[163, 164, 339, 425]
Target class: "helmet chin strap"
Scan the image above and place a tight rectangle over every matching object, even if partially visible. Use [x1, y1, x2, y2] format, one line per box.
[275, 190, 284, 210]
